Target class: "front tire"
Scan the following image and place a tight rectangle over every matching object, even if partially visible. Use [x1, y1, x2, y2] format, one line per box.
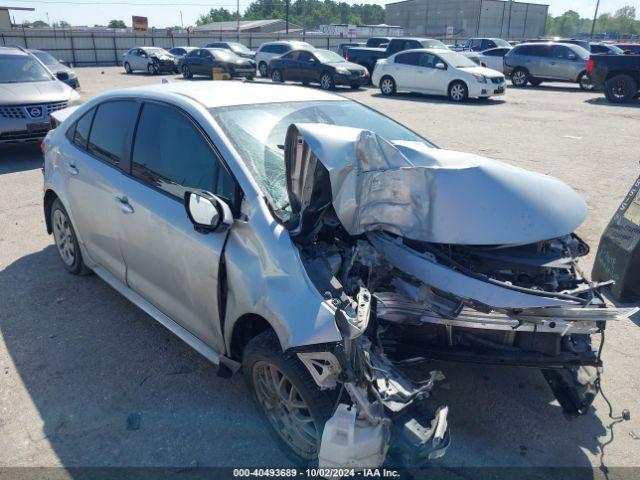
[578, 71, 593, 91]
[511, 67, 529, 87]
[258, 61, 268, 77]
[147, 63, 158, 75]
[448, 80, 468, 102]
[182, 65, 192, 79]
[604, 74, 637, 104]
[51, 198, 91, 275]
[319, 72, 335, 90]
[124, 62, 132, 74]
[380, 75, 396, 95]
[243, 332, 333, 466]
[271, 69, 284, 83]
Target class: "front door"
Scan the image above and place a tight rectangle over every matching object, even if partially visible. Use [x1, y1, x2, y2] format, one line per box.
[116, 101, 237, 351]
[296, 50, 318, 83]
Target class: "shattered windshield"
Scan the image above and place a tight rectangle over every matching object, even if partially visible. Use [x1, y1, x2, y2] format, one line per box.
[210, 100, 434, 215]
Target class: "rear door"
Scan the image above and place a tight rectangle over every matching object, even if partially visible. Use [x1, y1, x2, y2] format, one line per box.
[60, 100, 139, 282]
[528, 44, 552, 78]
[116, 101, 237, 351]
[393, 51, 421, 90]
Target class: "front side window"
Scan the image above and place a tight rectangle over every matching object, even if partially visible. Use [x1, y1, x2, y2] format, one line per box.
[418, 53, 438, 67]
[313, 50, 344, 63]
[32, 50, 59, 66]
[210, 100, 434, 217]
[87, 100, 138, 166]
[132, 102, 234, 201]
[553, 45, 574, 59]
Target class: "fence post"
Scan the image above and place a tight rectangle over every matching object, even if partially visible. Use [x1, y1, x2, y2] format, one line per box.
[1, 33, 4, 45]
[151, 30, 155, 46]
[91, 33, 97, 65]
[326, 36, 329, 49]
[112, 35, 118, 66]
[69, 32, 77, 67]
[249, 33, 252, 49]
[22, 26, 28, 48]
[187, 32, 191, 46]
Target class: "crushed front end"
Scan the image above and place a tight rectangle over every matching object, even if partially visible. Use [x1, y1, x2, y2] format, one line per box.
[280, 122, 636, 468]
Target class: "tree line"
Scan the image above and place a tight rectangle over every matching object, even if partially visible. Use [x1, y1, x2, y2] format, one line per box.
[546, 6, 639, 37]
[196, 0, 384, 29]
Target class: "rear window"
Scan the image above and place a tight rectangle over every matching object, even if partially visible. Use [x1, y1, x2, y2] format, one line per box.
[87, 101, 138, 166]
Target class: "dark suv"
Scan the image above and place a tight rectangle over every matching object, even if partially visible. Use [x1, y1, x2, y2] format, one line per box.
[504, 42, 591, 90]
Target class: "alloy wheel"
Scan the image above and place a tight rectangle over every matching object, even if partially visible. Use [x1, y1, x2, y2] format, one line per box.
[252, 361, 320, 460]
[271, 70, 282, 83]
[512, 70, 527, 86]
[610, 80, 628, 100]
[320, 74, 333, 90]
[381, 78, 394, 95]
[259, 62, 268, 77]
[52, 209, 76, 267]
[450, 83, 466, 101]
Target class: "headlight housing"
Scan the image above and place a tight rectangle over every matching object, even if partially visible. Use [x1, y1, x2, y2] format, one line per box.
[335, 67, 350, 75]
[67, 89, 82, 106]
[472, 73, 487, 83]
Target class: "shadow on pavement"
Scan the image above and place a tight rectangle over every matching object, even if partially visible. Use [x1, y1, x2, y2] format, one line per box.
[371, 92, 506, 106]
[585, 97, 640, 108]
[0, 245, 609, 476]
[0, 144, 43, 175]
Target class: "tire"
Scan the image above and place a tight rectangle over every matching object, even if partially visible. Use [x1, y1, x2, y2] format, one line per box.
[182, 65, 192, 79]
[511, 67, 529, 87]
[245, 75, 254, 81]
[51, 198, 91, 276]
[350, 84, 361, 90]
[271, 69, 284, 83]
[243, 331, 334, 466]
[379, 75, 396, 96]
[124, 62, 132, 74]
[604, 74, 638, 104]
[529, 78, 543, 86]
[147, 63, 158, 75]
[578, 71, 593, 91]
[319, 72, 335, 90]
[258, 61, 268, 77]
[448, 80, 468, 102]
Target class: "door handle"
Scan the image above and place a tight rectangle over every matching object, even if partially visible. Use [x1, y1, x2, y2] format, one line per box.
[65, 162, 79, 175]
[115, 196, 134, 214]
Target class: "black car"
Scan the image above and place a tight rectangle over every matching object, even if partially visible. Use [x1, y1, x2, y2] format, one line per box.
[337, 42, 364, 58]
[204, 42, 255, 60]
[168, 46, 198, 69]
[30, 49, 80, 89]
[181, 48, 256, 80]
[587, 53, 640, 103]
[269, 48, 369, 90]
[590, 43, 624, 55]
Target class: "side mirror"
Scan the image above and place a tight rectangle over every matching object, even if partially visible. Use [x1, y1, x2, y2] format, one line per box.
[435, 62, 446, 70]
[184, 191, 233, 233]
[56, 71, 70, 81]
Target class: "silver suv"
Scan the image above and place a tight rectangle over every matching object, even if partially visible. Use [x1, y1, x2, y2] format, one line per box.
[0, 46, 81, 145]
[504, 42, 591, 90]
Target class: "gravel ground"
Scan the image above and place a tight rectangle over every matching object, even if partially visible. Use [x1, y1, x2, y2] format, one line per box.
[1, 67, 639, 476]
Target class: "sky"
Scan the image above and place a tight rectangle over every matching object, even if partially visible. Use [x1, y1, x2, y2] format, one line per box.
[6, 0, 639, 29]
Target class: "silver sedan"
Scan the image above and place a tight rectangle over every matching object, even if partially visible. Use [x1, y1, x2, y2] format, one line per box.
[42, 82, 632, 467]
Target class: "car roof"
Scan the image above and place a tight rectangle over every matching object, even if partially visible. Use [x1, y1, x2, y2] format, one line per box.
[104, 81, 341, 109]
[0, 46, 29, 56]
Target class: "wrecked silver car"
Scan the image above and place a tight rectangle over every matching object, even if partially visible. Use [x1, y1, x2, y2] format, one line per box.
[43, 83, 635, 468]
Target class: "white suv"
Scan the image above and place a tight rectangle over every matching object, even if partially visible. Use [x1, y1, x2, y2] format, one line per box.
[255, 40, 313, 77]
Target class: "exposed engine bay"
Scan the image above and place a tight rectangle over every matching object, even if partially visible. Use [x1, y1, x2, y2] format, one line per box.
[280, 123, 638, 469]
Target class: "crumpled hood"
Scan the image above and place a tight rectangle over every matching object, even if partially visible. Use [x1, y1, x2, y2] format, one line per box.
[0, 80, 73, 105]
[284, 123, 587, 245]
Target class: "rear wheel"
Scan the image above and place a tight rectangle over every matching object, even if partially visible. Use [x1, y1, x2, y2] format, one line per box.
[320, 72, 335, 90]
[511, 67, 529, 87]
[243, 332, 334, 466]
[380, 75, 396, 95]
[604, 74, 638, 103]
[271, 69, 284, 83]
[448, 81, 468, 102]
[51, 199, 91, 275]
[258, 61, 268, 77]
[578, 71, 593, 91]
